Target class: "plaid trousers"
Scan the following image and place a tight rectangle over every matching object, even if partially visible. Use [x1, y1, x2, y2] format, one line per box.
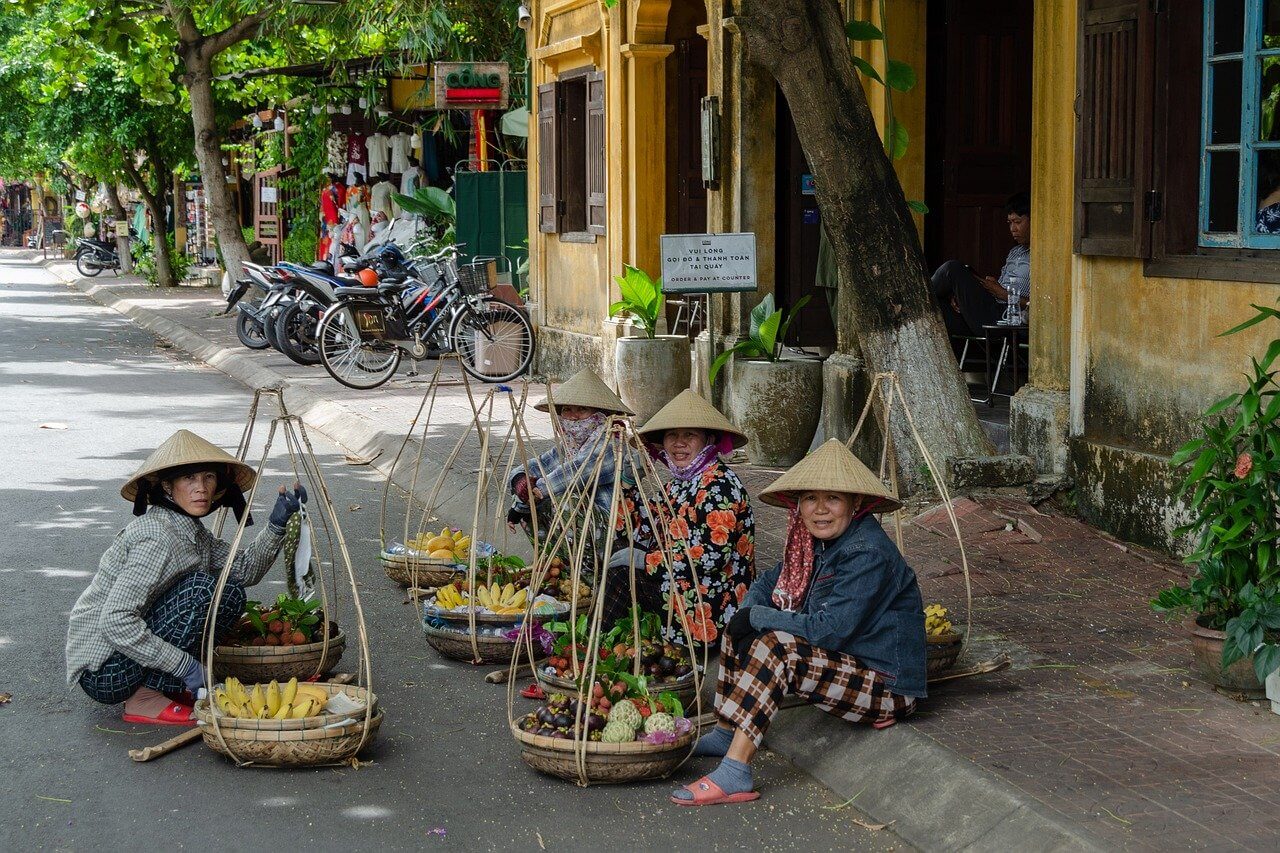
[715, 630, 916, 746]
[77, 572, 245, 705]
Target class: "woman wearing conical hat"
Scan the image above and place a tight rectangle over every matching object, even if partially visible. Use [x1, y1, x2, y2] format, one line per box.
[65, 430, 306, 727]
[507, 369, 639, 539]
[671, 440, 926, 806]
[603, 390, 755, 647]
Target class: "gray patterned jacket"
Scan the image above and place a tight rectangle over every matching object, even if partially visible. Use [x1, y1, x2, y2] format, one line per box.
[65, 506, 283, 684]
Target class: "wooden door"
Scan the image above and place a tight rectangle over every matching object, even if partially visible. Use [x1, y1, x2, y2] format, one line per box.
[775, 91, 835, 348]
[924, 0, 1033, 278]
[674, 38, 708, 234]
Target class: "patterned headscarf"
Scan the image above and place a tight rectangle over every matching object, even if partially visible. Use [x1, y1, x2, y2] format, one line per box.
[771, 499, 869, 612]
[556, 410, 607, 455]
[651, 431, 735, 481]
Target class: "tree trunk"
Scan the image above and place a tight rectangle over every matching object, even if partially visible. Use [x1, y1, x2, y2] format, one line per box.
[121, 159, 177, 288]
[104, 180, 134, 273]
[180, 47, 249, 279]
[733, 0, 992, 479]
[104, 183, 126, 219]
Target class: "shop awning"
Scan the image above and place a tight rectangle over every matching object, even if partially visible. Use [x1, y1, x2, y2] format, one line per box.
[214, 52, 411, 82]
[501, 106, 529, 138]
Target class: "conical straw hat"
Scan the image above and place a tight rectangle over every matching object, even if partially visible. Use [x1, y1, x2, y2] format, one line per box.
[534, 368, 632, 415]
[120, 429, 257, 502]
[637, 390, 748, 448]
[758, 439, 902, 513]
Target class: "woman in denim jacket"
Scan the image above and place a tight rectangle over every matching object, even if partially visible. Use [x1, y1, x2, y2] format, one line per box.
[671, 440, 926, 806]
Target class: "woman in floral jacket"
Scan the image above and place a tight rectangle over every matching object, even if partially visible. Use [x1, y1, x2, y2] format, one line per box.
[605, 391, 755, 647]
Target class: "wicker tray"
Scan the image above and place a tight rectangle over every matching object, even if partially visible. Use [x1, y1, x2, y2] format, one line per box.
[927, 629, 963, 675]
[423, 604, 566, 626]
[422, 623, 547, 665]
[537, 670, 697, 708]
[194, 682, 381, 767]
[512, 725, 694, 784]
[213, 625, 345, 682]
[381, 555, 463, 588]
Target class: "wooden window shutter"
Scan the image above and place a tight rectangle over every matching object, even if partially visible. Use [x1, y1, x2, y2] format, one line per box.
[537, 82, 558, 234]
[586, 71, 607, 236]
[1073, 0, 1157, 257]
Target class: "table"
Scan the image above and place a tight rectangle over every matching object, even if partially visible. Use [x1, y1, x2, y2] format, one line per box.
[981, 323, 1028, 406]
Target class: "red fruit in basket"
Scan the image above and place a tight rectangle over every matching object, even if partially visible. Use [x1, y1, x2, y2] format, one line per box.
[291, 631, 307, 645]
[265, 634, 280, 646]
[252, 636, 266, 646]
[599, 697, 611, 712]
[268, 619, 285, 634]
[592, 683, 605, 699]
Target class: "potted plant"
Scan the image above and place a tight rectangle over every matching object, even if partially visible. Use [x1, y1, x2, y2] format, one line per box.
[1153, 302, 1280, 698]
[609, 264, 690, 423]
[710, 294, 821, 466]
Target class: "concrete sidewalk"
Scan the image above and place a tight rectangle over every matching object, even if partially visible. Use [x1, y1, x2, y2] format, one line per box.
[41, 253, 1280, 850]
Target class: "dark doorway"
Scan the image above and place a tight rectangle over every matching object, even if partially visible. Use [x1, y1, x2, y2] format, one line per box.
[670, 38, 708, 234]
[775, 90, 836, 348]
[923, 0, 1033, 279]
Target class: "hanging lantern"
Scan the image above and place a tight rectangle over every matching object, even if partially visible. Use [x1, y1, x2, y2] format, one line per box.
[251, 114, 263, 129]
[326, 103, 338, 115]
[358, 96, 368, 110]
[274, 115, 285, 132]
[341, 102, 352, 115]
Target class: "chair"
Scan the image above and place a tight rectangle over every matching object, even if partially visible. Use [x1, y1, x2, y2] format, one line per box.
[670, 295, 706, 338]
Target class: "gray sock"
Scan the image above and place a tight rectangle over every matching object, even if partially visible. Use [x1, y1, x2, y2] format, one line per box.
[692, 726, 734, 757]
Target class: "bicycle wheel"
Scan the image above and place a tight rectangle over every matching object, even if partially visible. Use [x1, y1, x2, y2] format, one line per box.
[76, 251, 102, 277]
[235, 310, 270, 350]
[317, 305, 402, 390]
[448, 298, 535, 383]
[275, 300, 323, 366]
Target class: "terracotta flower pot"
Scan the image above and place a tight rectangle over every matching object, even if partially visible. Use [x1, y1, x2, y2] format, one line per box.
[614, 335, 691, 425]
[1186, 616, 1264, 697]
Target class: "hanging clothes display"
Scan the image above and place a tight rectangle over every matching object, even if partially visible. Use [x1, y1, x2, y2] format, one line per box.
[317, 178, 346, 261]
[399, 162, 421, 198]
[326, 132, 349, 175]
[366, 132, 390, 176]
[420, 132, 440, 183]
[389, 132, 412, 174]
[342, 182, 370, 251]
[370, 178, 395, 220]
[345, 133, 368, 185]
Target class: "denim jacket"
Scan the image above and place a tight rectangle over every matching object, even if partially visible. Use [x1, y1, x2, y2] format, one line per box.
[744, 515, 927, 698]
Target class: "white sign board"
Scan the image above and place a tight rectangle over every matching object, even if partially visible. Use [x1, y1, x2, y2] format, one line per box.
[260, 186, 278, 204]
[660, 232, 757, 294]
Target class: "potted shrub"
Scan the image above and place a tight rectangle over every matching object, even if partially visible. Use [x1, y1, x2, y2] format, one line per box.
[710, 294, 821, 467]
[609, 265, 690, 424]
[1153, 302, 1280, 697]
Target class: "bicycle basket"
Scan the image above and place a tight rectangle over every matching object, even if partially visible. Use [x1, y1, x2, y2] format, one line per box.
[456, 260, 497, 297]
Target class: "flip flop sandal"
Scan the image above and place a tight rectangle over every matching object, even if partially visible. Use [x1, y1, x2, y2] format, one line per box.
[872, 716, 897, 730]
[520, 683, 546, 700]
[122, 702, 196, 727]
[670, 776, 761, 806]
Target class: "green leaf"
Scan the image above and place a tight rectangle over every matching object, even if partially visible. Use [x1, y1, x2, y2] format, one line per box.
[1254, 644, 1280, 682]
[851, 56, 884, 86]
[1170, 439, 1206, 467]
[1184, 448, 1218, 485]
[886, 59, 917, 92]
[776, 294, 813, 351]
[748, 293, 776, 341]
[906, 200, 930, 215]
[1204, 393, 1238, 417]
[845, 20, 886, 41]
[1263, 338, 1280, 372]
[1220, 305, 1280, 337]
[1244, 390, 1261, 426]
[886, 118, 909, 161]
[756, 310, 783, 357]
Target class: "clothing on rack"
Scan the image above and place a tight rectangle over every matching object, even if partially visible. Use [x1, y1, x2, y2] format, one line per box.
[390, 132, 412, 174]
[325, 132, 349, 174]
[370, 179, 395, 220]
[366, 132, 390, 176]
[345, 133, 368, 185]
[399, 166, 421, 199]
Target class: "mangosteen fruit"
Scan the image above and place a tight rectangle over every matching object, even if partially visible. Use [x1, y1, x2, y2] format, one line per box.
[553, 713, 573, 729]
[646, 663, 662, 678]
[675, 664, 693, 677]
[658, 656, 676, 673]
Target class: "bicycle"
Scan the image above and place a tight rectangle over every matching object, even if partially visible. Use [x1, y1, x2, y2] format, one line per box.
[315, 245, 535, 390]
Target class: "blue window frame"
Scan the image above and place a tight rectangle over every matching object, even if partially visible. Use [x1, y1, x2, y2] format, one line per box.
[1201, 0, 1280, 248]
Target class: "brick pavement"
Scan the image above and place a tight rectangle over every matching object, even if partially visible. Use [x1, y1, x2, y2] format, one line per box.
[57, 266, 1280, 849]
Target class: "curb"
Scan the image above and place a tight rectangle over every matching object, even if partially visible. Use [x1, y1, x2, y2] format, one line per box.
[43, 260, 482, 525]
[41, 258, 1103, 851]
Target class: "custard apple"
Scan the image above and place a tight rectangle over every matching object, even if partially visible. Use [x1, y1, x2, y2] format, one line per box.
[601, 719, 636, 743]
[607, 698, 641, 730]
[643, 712, 676, 735]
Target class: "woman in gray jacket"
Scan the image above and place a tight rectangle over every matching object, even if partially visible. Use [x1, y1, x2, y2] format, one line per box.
[672, 440, 926, 806]
[65, 430, 304, 726]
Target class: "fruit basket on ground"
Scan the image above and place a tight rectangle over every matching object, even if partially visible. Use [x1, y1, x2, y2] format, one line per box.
[201, 396, 379, 768]
[537, 611, 698, 709]
[925, 604, 963, 675]
[380, 527, 476, 588]
[195, 676, 382, 767]
[513, 682, 695, 784]
[422, 567, 561, 665]
[214, 594, 346, 682]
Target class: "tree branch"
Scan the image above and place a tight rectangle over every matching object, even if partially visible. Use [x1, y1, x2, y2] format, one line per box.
[204, 9, 273, 57]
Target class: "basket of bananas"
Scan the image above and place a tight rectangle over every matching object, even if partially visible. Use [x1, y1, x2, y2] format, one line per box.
[195, 676, 382, 767]
[422, 581, 559, 664]
[381, 527, 473, 587]
[924, 604, 963, 674]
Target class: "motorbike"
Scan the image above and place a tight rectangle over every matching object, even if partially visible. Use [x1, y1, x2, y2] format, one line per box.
[74, 237, 121, 277]
[232, 262, 291, 351]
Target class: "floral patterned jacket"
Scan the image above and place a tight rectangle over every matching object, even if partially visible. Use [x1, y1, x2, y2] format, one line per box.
[619, 460, 755, 645]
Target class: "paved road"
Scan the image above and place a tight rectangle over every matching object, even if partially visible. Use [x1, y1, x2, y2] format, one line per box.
[0, 254, 904, 851]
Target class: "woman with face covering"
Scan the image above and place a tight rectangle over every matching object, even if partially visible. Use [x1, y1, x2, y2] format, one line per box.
[507, 369, 639, 542]
[65, 430, 306, 727]
[670, 440, 926, 806]
[604, 390, 755, 647]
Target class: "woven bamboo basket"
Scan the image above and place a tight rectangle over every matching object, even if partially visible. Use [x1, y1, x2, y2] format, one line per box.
[927, 629, 963, 675]
[213, 625, 345, 682]
[536, 670, 697, 708]
[512, 726, 694, 784]
[424, 605, 566, 626]
[194, 683, 381, 767]
[381, 553, 462, 588]
[423, 623, 545, 665]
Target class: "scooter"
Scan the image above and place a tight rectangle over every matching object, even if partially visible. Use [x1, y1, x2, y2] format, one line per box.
[74, 237, 121, 277]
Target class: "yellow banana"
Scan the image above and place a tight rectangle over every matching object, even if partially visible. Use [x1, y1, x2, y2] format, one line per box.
[501, 583, 515, 605]
[272, 699, 292, 720]
[295, 685, 329, 707]
[237, 702, 254, 718]
[290, 698, 315, 719]
[282, 677, 298, 707]
[249, 684, 267, 718]
[477, 585, 494, 609]
[511, 588, 528, 608]
[266, 680, 281, 716]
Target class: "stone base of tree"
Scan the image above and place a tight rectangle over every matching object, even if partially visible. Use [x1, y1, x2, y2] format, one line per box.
[945, 455, 1036, 489]
[1010, 385, 1070, 476]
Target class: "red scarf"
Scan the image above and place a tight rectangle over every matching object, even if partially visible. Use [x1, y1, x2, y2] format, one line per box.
[771, 506, 870, 612]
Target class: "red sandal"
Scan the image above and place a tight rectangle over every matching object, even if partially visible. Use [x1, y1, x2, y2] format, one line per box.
[670, 776, 761, 806]
[122, 702, 195, 727]
[520, 682, 546, 700]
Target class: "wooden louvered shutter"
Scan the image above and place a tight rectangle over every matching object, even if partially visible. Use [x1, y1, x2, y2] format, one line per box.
[537, 82, 558, 233]
[586, 71, 607, 235]
[1073, 0, 1157, 256]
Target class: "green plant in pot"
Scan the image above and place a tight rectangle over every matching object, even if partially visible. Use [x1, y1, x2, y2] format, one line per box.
[709, 294, 821, 467]
[1153, 301, 1280, 694]
[609, 265, 690, 423]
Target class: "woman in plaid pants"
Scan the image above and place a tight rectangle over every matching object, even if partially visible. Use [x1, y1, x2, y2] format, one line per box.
[671, 440, 927, 806]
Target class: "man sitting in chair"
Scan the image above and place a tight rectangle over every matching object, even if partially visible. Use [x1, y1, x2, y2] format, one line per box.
[930, 191, 1030, 337]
